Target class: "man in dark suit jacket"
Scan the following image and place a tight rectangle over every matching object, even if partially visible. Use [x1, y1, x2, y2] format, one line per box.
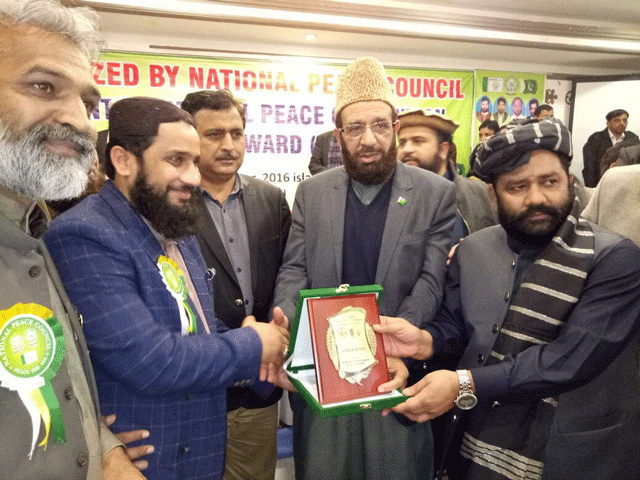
[582, 109, 639, 187]
[182, 90, 291, 480]
[46, 97, 289, 480]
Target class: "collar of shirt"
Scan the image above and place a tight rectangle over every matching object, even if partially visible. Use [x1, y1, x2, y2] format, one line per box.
[201, 175, 244, 206]
[141, 216, 168, 247]
[0, 189, 50, 236]
[608, 129, 625, 144]
[351, 174, 393, 205]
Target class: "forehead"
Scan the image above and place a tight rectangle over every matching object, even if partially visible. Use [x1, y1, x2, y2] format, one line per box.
[514, 99, 522, 105]
[609, 114, 628, 121]
[398, 124, 438, 140]
[479, 127, 494, 133]
[192, 107, 243, 129]
[0, 24, 97, 92]
[340, 101, 393, 124]
[497, 150, 565, 185]
[148, 121, 200, 153]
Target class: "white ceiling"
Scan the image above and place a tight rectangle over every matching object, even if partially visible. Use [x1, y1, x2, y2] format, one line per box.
[67, 0, 640, 76]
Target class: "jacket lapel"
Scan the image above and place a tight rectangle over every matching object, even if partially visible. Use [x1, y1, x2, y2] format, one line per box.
[99, 181, 164, 263]
[376, 163, 412, 284]
[240, 176, 259, 294]
[330, 169, 349, 283]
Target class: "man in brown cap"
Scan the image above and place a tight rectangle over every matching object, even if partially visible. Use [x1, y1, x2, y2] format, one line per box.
[273, 57, 456, 479]
[45, 96, 290, 480]
[397, 108, 496, 241]
[377, 118, 640, 480]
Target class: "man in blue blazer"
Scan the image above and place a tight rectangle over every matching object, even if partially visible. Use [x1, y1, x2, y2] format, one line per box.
[46, 97, 289, 480]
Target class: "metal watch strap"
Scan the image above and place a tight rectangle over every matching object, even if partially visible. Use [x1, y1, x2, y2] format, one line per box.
[455, 369, 478, 410]
[457, 369, 473, 395]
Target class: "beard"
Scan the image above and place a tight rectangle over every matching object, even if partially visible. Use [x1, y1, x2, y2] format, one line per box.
[401, 151, 442, 175]
[129, 169, 204, 240]
[0, 122, 96, 201]
[497, 184, 574, 246]
[340, 135, 397, 185]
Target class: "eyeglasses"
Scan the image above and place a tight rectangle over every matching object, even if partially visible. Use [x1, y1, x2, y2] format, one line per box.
[339, 121, 397, 139]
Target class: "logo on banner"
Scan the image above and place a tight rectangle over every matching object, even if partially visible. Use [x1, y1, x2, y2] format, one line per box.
[505, 77, 518, 94]
[522, 79, 538, 94]
[482, 77, 504, 93]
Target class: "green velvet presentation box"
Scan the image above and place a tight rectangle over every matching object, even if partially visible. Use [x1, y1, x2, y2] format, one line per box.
[285, 284, 407, 417]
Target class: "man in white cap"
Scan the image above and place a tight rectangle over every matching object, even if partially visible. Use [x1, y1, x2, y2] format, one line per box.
[273, 57, 456, 479]
[397, 108, 496, 241]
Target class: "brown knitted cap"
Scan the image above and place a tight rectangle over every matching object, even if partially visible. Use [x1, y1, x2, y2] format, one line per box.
[335, 57, 393, 117]
[108, 97, 194, 140]
[398, 108, 459, 135]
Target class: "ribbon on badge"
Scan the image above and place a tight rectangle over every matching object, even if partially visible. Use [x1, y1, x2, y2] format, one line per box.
[157, 255, 197, 335]
[0, 303, 66, 458]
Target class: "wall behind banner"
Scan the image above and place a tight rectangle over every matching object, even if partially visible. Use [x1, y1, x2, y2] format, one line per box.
[92, 51, 474, 205]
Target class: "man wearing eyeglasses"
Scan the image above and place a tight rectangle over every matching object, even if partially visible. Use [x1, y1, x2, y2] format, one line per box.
[273, 57, 456, 480]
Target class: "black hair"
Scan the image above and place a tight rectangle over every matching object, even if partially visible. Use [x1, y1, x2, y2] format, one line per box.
[479, 120, 500, 133]
[606, 109, 629, 121]
[181, 89, 246, 127]
[104, 136, 154, 179]
[534, 104, 553, 117]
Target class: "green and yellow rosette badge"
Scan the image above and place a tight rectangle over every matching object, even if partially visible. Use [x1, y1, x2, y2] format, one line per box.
[157, 255, 197, 335]
[0, 303, 66, 459]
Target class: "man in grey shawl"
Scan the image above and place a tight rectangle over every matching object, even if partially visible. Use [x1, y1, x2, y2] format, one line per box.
[376, 118, 640, 480]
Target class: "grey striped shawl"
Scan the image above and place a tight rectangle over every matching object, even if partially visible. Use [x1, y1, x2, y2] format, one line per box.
[458, 200, 594, 480]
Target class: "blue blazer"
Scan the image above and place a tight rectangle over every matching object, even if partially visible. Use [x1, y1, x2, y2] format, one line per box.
[45, 181, 262, 480]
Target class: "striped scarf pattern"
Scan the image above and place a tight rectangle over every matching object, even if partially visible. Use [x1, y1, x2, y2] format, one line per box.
[459, 201, 594, 480]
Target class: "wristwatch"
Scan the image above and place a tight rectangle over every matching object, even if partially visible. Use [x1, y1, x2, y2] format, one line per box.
[455, 369, 478, 410]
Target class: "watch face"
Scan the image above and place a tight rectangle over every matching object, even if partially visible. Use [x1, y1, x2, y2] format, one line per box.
[456, 393, 478, 410]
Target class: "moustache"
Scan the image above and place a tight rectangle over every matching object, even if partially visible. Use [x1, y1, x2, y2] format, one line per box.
[36, 124, 95, 156]
[216, 153, 239, 161]
[355, 147, 384, 157]
[517, 204, 561, 221]
[169, 184, 199, 194]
